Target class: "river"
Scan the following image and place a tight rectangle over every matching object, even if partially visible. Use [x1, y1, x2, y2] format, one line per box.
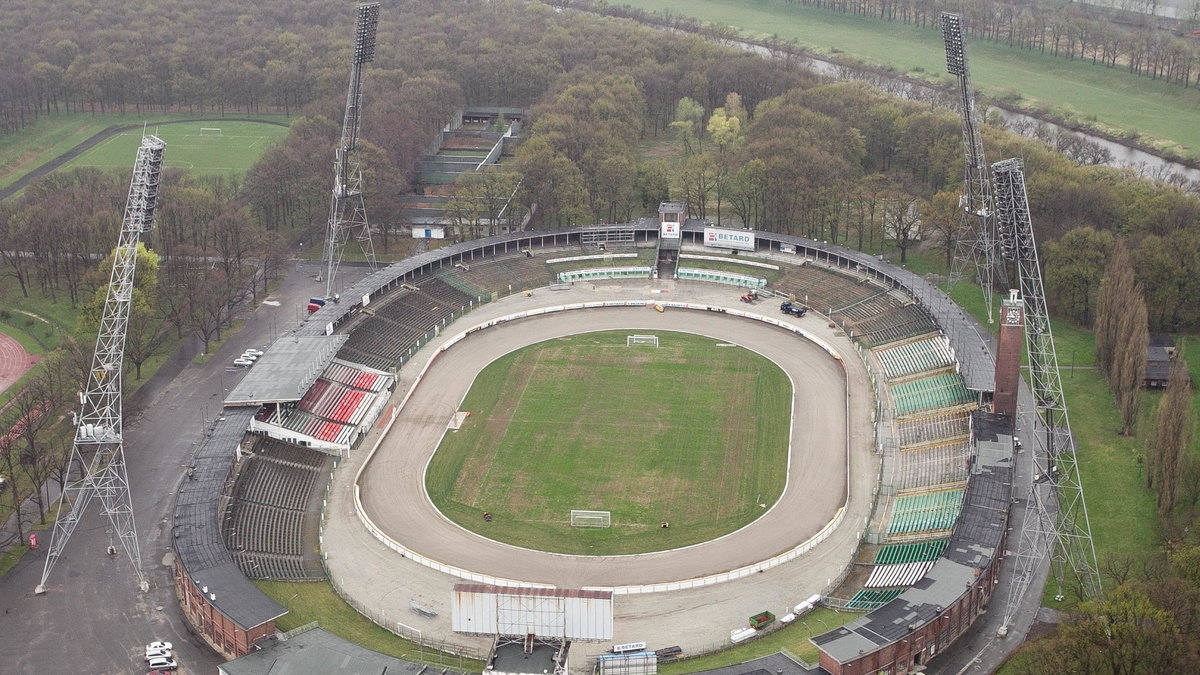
[739, 39, 1200, 186]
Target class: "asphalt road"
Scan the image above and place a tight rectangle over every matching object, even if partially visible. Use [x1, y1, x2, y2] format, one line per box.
[0, 261, 367, 675]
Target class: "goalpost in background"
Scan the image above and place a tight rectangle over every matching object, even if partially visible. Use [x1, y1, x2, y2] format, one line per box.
[570, 510, 612, 528]
[199, 127, 223, 138]
[626, 335, 658, 348]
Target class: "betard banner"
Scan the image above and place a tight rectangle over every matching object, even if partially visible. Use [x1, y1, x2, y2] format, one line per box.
[661, 222, 680, 238]
[704, 226, 755, 251]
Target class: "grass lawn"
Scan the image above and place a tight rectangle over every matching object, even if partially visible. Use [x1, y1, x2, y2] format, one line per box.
[929, 269, 1159, 603]
[659, 607, 861, 672]
[614, 0, 1200, 157]
[426, 330, 792, 554]
[61, 121, 290, 177]
[254, 580, 484, 671]
[0, 112, 291, 191]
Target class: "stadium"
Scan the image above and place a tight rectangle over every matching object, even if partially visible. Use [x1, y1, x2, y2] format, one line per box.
[173, 210, 1018, 675]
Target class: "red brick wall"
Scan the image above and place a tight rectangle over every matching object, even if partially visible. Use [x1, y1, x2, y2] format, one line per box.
[173, 558, 275, 659]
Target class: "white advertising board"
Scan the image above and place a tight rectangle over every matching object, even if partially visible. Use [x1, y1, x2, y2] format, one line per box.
[660, 222, 680, 238]
[452, 584, 613, 640]
[703, 227, 755, 251]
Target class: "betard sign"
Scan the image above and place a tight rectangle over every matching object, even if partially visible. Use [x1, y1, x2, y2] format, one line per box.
[704, 226, 755, 251]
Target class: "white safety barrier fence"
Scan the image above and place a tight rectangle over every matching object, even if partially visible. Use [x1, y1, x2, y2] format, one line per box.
[352, 300, 857, 594]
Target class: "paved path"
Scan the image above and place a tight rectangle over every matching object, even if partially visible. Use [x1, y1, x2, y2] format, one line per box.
[324, 280, 879, 670]
[0, 261, 369, 675]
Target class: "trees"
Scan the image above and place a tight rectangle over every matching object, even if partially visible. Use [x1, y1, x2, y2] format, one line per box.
[1150, 356, 1194, 516]
[1043, 227, 1114, 326]
[1094, 243, 1148, 436]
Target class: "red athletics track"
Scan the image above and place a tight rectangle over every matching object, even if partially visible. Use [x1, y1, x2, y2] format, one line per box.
[0, 331, 41, 396]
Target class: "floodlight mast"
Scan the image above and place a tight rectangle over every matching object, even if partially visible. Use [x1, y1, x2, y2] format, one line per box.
[991, 158, 1102, 636]
[36, 135, 166, 594]
[941, 13, 1001, 323]
[323, 2, 380, 300]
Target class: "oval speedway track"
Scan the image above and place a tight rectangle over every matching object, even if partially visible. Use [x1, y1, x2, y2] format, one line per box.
[357, 306, 852, 589]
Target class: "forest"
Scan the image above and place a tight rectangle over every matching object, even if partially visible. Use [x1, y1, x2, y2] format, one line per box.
[1, 0, 1199, 669]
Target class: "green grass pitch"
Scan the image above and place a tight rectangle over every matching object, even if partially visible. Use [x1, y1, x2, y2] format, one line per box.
[62, 121, 290, 176]
[425, 330, 793, 555]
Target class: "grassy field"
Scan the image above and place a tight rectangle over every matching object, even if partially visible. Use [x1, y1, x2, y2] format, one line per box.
[659, 607, 861, 671]
[254, 580, 484, 671]
[426, 330, 792, 554]
[60, 121, 290, 176]
[614, 0, 1200, 157]
[0, 113, 291, 191]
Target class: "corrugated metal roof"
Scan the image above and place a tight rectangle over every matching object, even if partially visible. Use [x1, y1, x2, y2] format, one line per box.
[173, 408, 285, 628]
[223, 335, 349, 405]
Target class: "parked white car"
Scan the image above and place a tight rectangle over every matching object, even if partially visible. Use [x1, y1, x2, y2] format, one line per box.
[233, 358, 254, 367]
[147, 655, 177, 671]
[146, 641, 173, 651]
[244, 348, 264, 356]
[145, 647, 172, 661]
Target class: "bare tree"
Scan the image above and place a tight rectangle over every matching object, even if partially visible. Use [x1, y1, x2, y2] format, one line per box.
[1096, 242, 1148, 435]
[1153, 356, 1194, 516]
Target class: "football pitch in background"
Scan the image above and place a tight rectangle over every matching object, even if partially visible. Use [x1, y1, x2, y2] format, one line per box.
[63, 121, 290, 176]
[426, 330, 794, 555]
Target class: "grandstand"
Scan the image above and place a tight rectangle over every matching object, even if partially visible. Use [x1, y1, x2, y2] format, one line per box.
[873, 336, 956, 381]
[224, 436, 334, 581]
[889, 372, 975, 417]
[173, 220, 1007, 666]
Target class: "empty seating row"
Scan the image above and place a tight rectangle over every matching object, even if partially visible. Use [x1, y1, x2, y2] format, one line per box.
[297, 379, 371, 425]
[279, 409, 355, 446]
[873, 336, 956, 381]
[845, 588, 904, 611]
[444, 255, 551, 294]
[892, 441, 970, 491]
[873, 540, 949, 565]
[775, 264, 885, 312]
[230, 551, 316, 581]
[832, 288, 904, 322]
[558, 266, 653, 283]
[226, 502, 305, 557]
[857, 304, 940, 347]
[890, 373, 974, 417]
[865, 561, 936, 588]
[323, 361, 387, 392]
[675, 267, 767, 288]
[419, 276, 477, 308]
[337, 345, 394, 373]
[250, 436, 329, 469]
[897, 410, 972, 447]
[234, 458, 321, 511]
[887, 489, 965, 535]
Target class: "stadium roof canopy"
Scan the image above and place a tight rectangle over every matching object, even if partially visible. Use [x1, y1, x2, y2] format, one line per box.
[224, 335, 349, 406]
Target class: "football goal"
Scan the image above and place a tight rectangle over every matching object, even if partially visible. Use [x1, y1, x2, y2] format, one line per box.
[626, 334, 658, 348]
[570, 510, 612, 528]
[199, 127, 223, 138]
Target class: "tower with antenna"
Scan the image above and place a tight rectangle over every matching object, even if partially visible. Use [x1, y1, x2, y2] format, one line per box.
[991, 158, 1102, 636]
[36, 135, 166, 594]
[941, 12, 1002, 322]
[322, 2, 380, 301]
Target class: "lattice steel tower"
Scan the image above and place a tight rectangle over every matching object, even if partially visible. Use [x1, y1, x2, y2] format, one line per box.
[36, 135, 166, 594]
[323, 2, 380, 300]
[992, 158, 1102, 635]
[941, 13, 1001, 322]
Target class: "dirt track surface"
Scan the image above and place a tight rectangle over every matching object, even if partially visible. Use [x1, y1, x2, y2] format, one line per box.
[0, 332, 40, 395]
[359, 308, 848, 588]
[323, 281, 879, 662]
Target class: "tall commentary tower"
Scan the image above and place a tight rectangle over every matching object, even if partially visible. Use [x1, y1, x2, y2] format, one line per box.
[993, 289, 1024, 419]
